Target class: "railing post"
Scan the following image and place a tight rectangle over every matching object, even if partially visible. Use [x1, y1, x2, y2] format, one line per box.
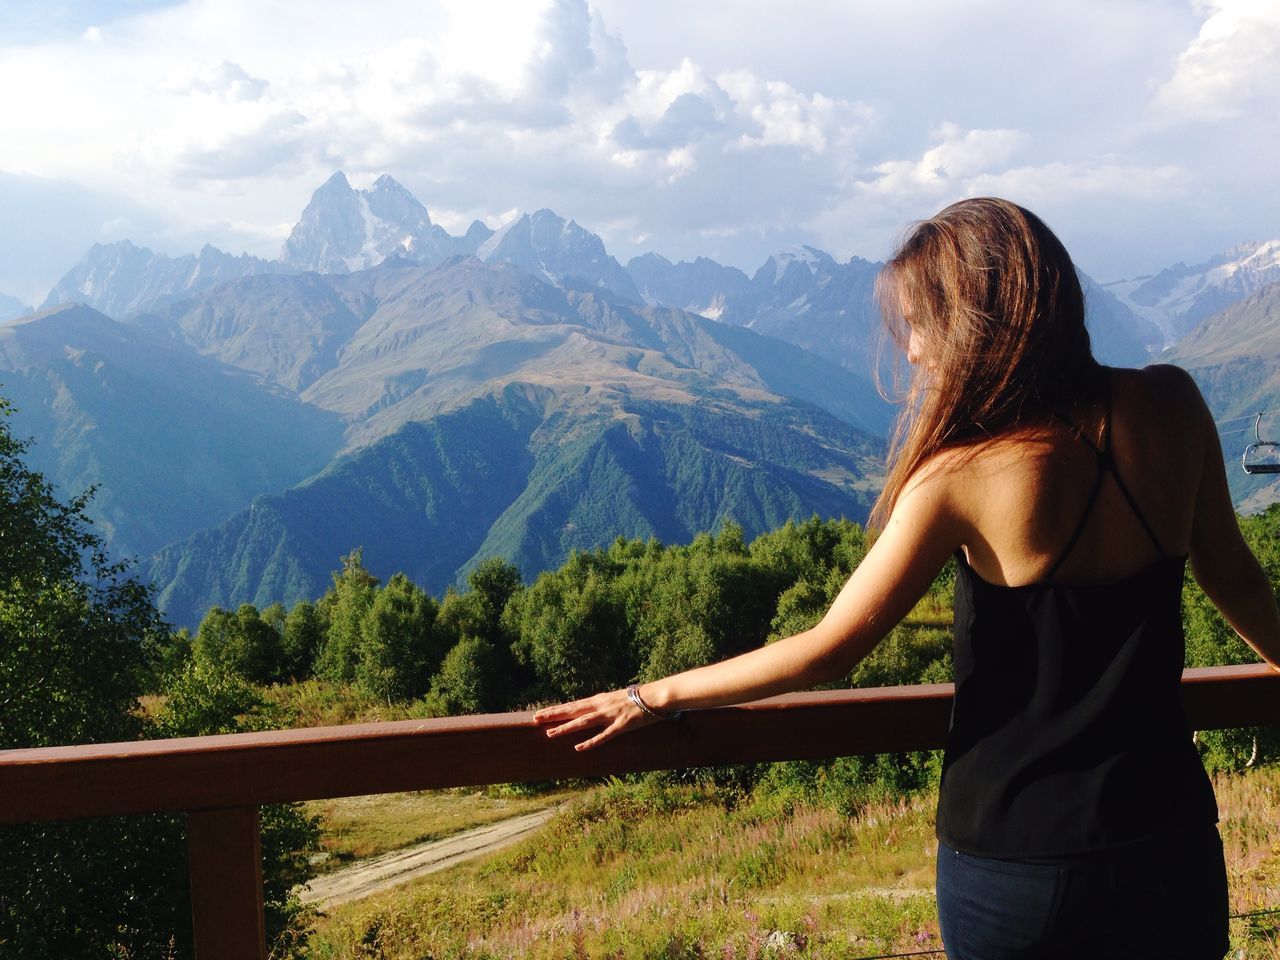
[187, 807, 267, 960]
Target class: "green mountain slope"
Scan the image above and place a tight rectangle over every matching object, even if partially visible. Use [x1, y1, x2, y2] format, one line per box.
[149, 387, 546, 625]
[0, 304, 344, 557]
[149, 388, 882, 628]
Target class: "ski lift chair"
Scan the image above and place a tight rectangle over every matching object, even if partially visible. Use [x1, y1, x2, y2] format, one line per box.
[1242, 413, 1280, 475]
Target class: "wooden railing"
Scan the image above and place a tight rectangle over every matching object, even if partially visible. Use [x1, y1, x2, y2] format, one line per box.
[2, 663, 1278, 958]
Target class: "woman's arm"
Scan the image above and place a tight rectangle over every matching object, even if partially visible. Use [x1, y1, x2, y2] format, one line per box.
[1184, 374, 1280, 671]
[534, 469, 963, 750]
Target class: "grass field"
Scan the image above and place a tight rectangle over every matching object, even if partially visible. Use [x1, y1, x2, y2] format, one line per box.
[302, 765, 1280, 959]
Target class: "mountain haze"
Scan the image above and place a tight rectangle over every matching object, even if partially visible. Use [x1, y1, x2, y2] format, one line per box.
[134, 272, 368, 393]
[478, 209, 642, 302]
[42, 240, 294, 319]
[0, 303, 344, 557]
[0, 293, 31, 323]
[1106, 240, 1280, 345]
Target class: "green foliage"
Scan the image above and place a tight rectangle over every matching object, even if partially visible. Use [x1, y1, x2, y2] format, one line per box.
[143, 626, 195, 689]
[506, 551, 632, 700]
[153, 661, 270, 737]
[850, 626, 952, 689]
[0, 396, 318, 957]
[152, 663, 321, 952]
[0, 396, 179, 956]
[0, 401, 163, 748]
[1184, 505, 1280, 772]
[356, 573, 441, 701]
[424, 635, 503, 715]
[314, 549, 379, 682]
[193, 602, 288, 685]
[466, 556, 524, 631]
[283, 599, 326, 680]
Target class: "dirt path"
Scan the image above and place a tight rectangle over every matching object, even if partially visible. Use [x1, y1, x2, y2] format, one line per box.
[299, 807, 558, 909]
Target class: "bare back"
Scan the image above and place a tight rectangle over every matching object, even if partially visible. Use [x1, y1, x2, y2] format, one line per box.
[953, 365, 1205, 588]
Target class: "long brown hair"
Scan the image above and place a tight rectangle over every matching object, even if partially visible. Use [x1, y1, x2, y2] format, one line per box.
[869, 197, 1099, 529]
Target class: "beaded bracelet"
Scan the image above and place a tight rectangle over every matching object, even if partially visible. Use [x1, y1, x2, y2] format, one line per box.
[627, 683, 683, 721]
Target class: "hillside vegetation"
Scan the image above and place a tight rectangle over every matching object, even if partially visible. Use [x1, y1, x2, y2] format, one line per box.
[305, 768, 1280, 959]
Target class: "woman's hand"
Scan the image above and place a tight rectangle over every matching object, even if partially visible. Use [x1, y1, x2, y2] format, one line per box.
[533, 689, 658, 751]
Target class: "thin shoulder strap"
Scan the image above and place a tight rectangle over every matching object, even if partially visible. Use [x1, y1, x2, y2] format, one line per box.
[1044, 373, 1165, 580]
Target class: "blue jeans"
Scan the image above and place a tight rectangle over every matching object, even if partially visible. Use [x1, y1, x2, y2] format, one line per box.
[936, 826, 1229, 959]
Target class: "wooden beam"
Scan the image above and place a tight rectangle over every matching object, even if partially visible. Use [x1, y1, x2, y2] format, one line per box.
[0, 664, 1276, 825]
[187, 807, 266, 960]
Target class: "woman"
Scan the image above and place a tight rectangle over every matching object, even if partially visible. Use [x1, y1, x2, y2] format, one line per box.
[534, 198, 1280, 958]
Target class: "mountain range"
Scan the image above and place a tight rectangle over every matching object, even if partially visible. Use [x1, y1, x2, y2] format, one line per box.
[1105, 240, 1280, 346]
[7, 171, 1278, 625]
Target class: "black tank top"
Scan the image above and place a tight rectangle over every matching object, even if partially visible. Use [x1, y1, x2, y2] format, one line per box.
[935, 378, 1218, 858]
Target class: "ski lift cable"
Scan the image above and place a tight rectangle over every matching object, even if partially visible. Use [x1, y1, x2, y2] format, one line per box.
[1216, 410, 1273, 427]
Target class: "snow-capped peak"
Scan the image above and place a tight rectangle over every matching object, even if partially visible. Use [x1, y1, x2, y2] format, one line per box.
[767, 246, 833, 281]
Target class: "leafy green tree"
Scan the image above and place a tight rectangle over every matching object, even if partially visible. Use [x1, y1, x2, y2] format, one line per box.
[143, 626, 195, 689]
[282, 599, 326, 679]
[0, 396, 175, 955]
[314, 549, 379, 682]
[357, 573, 441, 701]
[193, 603, 287, 684]
[506, 551, 631, 700]
[0, 397, 316, 956]
[424, 635, 501, 715]
[467, 556, 524, 632]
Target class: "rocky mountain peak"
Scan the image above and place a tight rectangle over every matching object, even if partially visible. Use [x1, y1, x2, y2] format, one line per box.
[318, 170, 354, 194]
[478, 209, 641, 302]
[281, 171, 459, 273]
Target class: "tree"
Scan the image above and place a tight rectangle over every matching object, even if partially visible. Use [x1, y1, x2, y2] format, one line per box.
[282, 599, 326, 679]
[0, 398, 315, 955]
[314, 549, 379, 682]
[192, 603, 287, 684]
[0, 397, 170, 953]
[424, 635, 501, 715]
[356, 573, 441, 701]
[506, 552, 631, 700]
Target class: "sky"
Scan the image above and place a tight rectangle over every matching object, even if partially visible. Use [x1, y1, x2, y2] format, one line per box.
[0, 0, 1277, 305]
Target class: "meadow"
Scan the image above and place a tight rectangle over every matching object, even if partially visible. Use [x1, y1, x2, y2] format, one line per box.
[304, 768, 1280, 959]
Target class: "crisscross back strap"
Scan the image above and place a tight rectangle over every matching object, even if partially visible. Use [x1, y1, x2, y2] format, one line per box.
[1044, 373, 1165, 581]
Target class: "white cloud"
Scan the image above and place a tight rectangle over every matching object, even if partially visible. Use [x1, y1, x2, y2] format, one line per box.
[0, 0, 1275, 294]
[859, 124, 1027, 196]
[168, 60, 269, 102]
[806, 124, 1191, 272]
[967, 161, 1190, 205]
[1156, 0, 1280, 120]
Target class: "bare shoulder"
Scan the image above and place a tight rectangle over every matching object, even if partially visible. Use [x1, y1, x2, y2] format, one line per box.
[902, 443, 1003, 519]
[1113, 364, 1212, 441]
[1118, 363, 1206, 415]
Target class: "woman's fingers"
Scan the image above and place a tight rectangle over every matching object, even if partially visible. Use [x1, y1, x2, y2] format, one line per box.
[532, 689, 661, 750]
[543, 711, 607, 738]
[533, 698, 591, 724]
[574, 717, 625, 752]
